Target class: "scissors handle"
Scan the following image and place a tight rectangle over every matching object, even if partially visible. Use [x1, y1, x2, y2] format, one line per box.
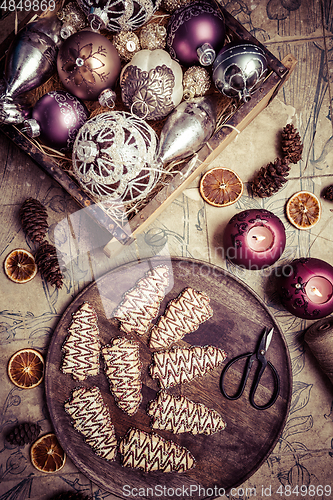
[220, 353, 280, 410]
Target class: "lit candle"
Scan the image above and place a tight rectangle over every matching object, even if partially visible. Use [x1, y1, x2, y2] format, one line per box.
[278, 258, 333, 319]
[223, 209, 286, 269]
[305, 277, 333, 304]
[247, 226, 274, 252]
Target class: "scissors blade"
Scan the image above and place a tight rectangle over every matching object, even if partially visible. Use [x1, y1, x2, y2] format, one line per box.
[265, 327, 274, 352]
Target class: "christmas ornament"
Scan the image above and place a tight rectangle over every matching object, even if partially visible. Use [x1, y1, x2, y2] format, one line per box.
[19, 198, 48, 244]
[6, 423, 41, 447]
[120, 49, 183, 120]
[223, 209, 286, 270]
[140, 23, 167, 51]
[57, 30, 121, 106]
[281, 123, 303, 163]
[166, 1, 226, 67]
[0, 12, 62, 124]
[212, 42, 268, 102]
[112, 31, 140, 61]
[286, 191, 321, 230]
[323, 185, 333, 201]
[57, 2, 87, 39]
[250, 157, 291, 198]
[162, 0, 192, 13]
[77, 0, 161, 33]
[278, 258, 333, 319]
[72, 112, 159, 208]
[155, 95, 217, 166]
[35, 241, 65, 289]
[183, 66, 210, 99]
[23, 91, 89, 152]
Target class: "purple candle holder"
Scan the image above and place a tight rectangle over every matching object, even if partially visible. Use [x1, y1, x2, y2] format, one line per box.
[223, 209, 286, 270]
[278, 258, 333, 319]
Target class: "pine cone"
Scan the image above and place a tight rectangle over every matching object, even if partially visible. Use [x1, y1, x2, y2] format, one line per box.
[5, 422, 41, 446]
[250, 157, 291, 198]
[323, 185, 333, 201]
[19, 198, 48, 244]
[35, 241, 64, 289]
[281, 124, 303, 163]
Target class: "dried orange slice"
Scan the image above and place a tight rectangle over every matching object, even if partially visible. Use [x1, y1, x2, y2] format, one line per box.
[286, 191, 321, 230]
[8, 348, 44, 389]
[4, 249, 37, 283]
[199, 167, 244, 207]
[30, 433, 66, 473]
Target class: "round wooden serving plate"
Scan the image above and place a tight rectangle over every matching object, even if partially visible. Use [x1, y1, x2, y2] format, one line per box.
[45, 257, 292, 498]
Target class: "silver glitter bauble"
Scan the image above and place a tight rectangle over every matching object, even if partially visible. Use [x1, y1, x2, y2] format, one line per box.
[72, 112, 159, 204]
[139, 24, 167, 51]
[112, 31, 141, 61]
[183, 66, 211, 100]
[0, 12, 62, 124]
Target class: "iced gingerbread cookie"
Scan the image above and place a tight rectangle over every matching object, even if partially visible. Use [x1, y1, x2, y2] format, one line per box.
[61, 302, 101, 381]
[119, 427, 195, 473]
[112, 265, 170, 335]
[149, 287, 213, 350]
[150, 345, 227, 389]
[147, 391, 226, 435]
[102, 337, 143, 416]
[64, 386, 117, 461]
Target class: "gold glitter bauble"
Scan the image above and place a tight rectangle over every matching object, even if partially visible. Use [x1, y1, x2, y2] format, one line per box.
[112, 31, 141, 61]
[183, 66, 211, 100]
[139, 24, 167, 51]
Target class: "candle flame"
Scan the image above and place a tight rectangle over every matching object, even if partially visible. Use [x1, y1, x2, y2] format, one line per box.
[310, 286, 323, 298]
[252, 235, 266, 242]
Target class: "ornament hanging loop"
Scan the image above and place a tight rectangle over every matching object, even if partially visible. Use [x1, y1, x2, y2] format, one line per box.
[131, 99, 149, 120]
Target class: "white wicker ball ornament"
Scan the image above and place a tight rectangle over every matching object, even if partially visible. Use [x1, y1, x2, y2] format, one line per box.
[72, 112, 159, 207]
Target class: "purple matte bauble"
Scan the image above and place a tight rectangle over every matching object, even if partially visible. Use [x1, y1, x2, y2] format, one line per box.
[212, 42, 268, 102]
[278, 258, 333, 320]
[166, 1, 226, 67]
[57, 30, 121, 101]
[223, 209, 286, 270]
[32, 91, 89, 151]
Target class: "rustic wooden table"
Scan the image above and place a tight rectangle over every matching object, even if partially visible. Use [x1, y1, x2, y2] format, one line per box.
[0, 1, 333, 499]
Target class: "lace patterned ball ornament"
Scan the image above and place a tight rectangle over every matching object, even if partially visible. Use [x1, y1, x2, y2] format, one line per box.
[182, 66, 211, 99]
[77, 0, 161, 33]
[72, 112, 159, 208]
[57, 30, 121, 107]
[112, 31, 140, 61]
[120, 49, 183, 120]
[140, 24, 167, 51]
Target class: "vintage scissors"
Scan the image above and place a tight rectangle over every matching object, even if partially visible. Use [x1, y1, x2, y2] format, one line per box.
[220, 327, 280, 410]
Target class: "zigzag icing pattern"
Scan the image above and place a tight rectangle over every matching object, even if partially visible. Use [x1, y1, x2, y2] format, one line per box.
[149, 287, 213, 350]
[150, 345, 227, 389]
[119, 427, 195, 473]
[102, 337, 143, 416]
[64, 386, 117, 461]
[147, 391, 226, 435]
[112, 265, 170, 335]
[61, 302, 101, 381]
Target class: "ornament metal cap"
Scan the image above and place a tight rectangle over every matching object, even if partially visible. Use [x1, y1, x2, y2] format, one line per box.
[88, 7, 108, 31]
[196, 43, 216, 66]
[22, 118, 40, 138]
[60, 24, 77, 39]
[98, 89, 117, 108]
